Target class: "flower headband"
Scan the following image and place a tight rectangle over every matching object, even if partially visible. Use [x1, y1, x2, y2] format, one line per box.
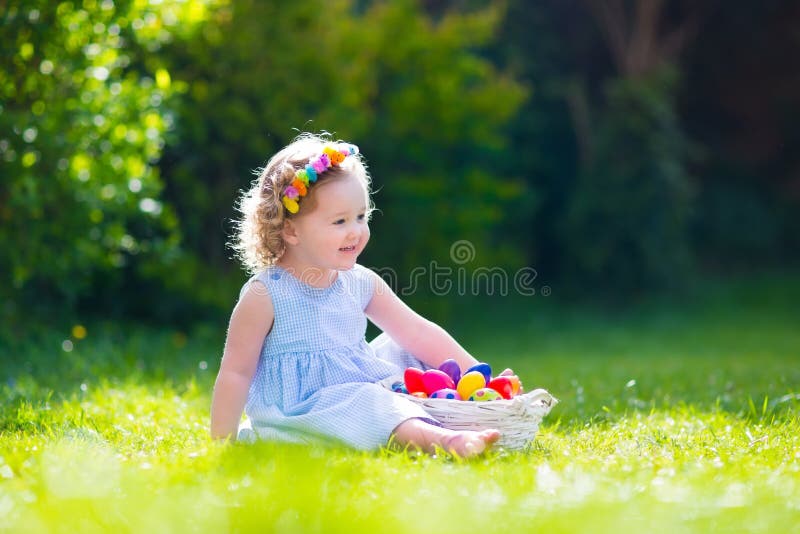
[281, 143, 359, 214]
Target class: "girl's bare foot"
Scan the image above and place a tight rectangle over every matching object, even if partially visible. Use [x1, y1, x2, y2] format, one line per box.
[440, 429, 500, 457]
[392, 419, 501, 458]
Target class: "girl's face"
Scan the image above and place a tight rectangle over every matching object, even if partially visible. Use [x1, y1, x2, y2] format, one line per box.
[282, 173, 370, 273]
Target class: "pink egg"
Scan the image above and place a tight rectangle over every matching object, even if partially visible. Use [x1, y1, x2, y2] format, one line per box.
[430, 388, 463, 400]
[421, 369, 456, 396]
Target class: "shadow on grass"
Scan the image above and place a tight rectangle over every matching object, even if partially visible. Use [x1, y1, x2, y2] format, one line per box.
[1, 321, 224, 407]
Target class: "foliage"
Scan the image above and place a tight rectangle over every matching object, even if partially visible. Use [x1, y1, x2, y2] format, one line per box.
[2, 0, 799, 323]
[160, 0, 529, 288]
[356, 1, 529, 274]
[680, 2, 800, 271]
[498, 0, 800, 291]
[0, 0, 220, 312]
[1, 275, 799, 531]
[692, 176, 784, 269]
[562, 69, 695, 292]
[492, 2, 700, 293]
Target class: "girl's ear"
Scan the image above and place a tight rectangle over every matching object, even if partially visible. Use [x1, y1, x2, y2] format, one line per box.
[282, 218, 300, 246]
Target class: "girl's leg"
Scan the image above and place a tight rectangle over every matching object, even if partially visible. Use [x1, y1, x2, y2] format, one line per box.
[392, 418, 500, 458]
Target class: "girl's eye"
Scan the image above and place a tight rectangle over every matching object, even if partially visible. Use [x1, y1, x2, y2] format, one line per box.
[357, 214, 366, 221]
[333, 219, 345, 225]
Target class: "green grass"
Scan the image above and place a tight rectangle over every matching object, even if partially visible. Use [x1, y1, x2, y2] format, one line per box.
[1, 274, 799, 532]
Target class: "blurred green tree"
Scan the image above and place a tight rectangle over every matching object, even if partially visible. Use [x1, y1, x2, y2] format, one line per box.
[160, 0, 529, 293]
[0, 0, 221, 321]
[681, 2, 800, 270]
[563, 70, 694, 291]
[561, 0, 698, 292]
[496, 0, 699, 294]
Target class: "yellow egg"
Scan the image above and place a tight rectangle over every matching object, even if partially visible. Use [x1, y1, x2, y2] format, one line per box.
[456, 371, 486, 400]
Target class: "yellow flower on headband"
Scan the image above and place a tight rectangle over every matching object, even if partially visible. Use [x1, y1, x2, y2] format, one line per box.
[282, 196, 300, 214]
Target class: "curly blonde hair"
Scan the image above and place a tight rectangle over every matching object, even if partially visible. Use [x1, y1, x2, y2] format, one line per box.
[230, 133, 373, 273]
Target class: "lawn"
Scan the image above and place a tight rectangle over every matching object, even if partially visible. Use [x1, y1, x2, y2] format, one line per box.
[1, 273, 799, 532]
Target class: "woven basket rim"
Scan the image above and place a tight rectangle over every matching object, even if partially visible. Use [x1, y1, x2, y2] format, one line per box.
[379, 375, 557, 407]
[397, 387, 556, 407]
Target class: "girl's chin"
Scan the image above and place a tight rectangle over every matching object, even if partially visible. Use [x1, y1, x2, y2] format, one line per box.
[335, 256, 359, 269]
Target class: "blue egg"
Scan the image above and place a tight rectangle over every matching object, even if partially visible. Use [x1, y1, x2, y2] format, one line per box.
[465, 362, 492, 384]
[391, 381, 408, 394]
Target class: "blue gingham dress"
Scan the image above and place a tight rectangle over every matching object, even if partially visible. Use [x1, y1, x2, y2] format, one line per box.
[238, 264, 435, 449]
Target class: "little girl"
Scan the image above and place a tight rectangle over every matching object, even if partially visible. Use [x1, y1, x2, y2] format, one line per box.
[210, 133, 508, 457]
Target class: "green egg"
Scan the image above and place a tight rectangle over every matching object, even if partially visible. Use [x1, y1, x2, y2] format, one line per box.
[468, 387, 501, 402]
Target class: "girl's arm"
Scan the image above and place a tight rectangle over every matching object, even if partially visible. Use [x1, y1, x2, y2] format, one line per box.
[210, 280, 274, 440]
[365, 273, 479, 371]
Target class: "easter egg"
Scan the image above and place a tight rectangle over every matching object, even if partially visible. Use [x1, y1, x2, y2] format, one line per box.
[422, 369, 456, 396]
[404, 368, 426, 394]
[411, 391, 428, 399]
[391, 381, 409, 394]
[506, 375, 521, 396]
[456, 370, 486, 400]
[430, 388, 463, 400]
[437, 359, 462, 385]
[487, 376, 514, 399]
[468, 387, 502, 402]
[465, 362, 492, 384]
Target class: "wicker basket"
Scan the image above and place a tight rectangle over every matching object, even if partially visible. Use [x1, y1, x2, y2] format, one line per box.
[382, 378, 558, 450]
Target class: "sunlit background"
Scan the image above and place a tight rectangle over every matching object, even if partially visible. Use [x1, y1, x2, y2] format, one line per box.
[2, 2, 800, 531]
[2, 0, 799, 330]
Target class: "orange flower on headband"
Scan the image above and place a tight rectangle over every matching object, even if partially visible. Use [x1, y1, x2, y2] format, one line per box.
[281, 143, 359, 214]
[323, 146, 346, 165]
[291, 178, 307, 196]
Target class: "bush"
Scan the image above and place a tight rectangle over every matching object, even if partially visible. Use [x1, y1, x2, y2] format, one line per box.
[563, 70, 694, 293]
[160, 0, 529, 287]
[0, 0, 219, 319]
